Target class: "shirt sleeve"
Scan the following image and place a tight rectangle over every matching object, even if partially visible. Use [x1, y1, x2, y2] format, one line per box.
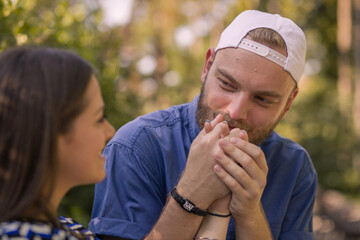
[89, 140, 167, 240]
[278, 152, 317, 240]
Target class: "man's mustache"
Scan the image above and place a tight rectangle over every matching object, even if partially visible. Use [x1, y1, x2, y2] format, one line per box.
[212, 112, 253, 132]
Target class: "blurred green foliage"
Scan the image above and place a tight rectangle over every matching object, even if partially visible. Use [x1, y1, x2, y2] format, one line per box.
[2, 0, 359, 228]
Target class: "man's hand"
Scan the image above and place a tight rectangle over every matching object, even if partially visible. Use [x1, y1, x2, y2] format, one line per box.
[176, 114, 231, 209]
[213, 130, 272, 239]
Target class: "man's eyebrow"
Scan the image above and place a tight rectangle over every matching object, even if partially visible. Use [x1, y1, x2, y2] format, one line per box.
[254, 90, 282, 99]
[216, 67, 239, 86]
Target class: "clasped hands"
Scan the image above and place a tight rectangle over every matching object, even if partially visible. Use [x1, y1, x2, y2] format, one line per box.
[177, 114, 268, 221]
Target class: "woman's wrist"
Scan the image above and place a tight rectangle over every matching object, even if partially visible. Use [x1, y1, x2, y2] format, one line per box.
[207, 211, 231, 218]
[195, 212, 231, 240]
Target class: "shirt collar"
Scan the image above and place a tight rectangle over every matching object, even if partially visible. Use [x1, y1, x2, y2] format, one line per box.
[188, 95, 201, 141]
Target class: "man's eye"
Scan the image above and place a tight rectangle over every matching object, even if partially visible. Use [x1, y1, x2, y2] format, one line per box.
[256, 96, 266, 102]
[220, 80, 235, 89]
[255, 96, 271, 104]
[221, 80, 230, 86]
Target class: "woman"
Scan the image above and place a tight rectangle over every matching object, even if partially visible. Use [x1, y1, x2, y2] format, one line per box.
[0, 46, 231, 240]
[0, 46, 115, 239]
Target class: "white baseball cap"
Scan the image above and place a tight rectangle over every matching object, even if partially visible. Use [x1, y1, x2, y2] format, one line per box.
[215, 10, 307, 83]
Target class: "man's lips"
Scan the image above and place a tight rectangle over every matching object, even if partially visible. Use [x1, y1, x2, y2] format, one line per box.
[228, 124, 238, 131]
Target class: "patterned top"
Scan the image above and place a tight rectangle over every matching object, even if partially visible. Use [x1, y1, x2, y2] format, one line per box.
[0, 216, 99, 240]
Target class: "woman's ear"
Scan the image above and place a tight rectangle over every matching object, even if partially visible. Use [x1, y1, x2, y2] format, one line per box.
[201, 48, 216, 83]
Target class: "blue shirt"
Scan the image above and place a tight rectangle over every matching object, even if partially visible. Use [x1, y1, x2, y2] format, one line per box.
[89, 96, 317, 240]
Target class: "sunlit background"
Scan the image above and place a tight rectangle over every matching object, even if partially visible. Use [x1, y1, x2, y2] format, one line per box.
[1, 0, 360, 239]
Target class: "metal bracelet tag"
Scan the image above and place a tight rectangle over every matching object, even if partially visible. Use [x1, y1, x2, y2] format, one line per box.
[183, 200, 194, 211]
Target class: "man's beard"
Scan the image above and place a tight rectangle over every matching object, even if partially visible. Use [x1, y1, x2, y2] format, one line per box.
[196, 84, 284, 146]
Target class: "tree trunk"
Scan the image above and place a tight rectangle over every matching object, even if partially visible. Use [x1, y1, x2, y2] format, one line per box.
[337, 0, 354, 166]
[354, 0, 360, 169]
[337, 0, 352, 117]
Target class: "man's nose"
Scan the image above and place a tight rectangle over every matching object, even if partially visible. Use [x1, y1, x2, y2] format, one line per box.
[226, 93, 250, 120]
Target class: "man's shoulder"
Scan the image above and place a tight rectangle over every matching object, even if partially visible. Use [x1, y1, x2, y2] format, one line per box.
[262, 131, 308, 154]
[262, 131, 315, 171]
[109, 102, 192, 146]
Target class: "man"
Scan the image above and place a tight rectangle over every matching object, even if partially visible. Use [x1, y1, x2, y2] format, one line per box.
[89, 10, 317, 240]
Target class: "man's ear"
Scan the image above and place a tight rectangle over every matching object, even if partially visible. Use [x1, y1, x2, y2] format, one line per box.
[280, 87, 299, 119]
[201, 47, 216, 83]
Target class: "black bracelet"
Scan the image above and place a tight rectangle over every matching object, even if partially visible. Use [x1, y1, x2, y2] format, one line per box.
[170, 188, 208, 216]
[207, 211, 231, 218]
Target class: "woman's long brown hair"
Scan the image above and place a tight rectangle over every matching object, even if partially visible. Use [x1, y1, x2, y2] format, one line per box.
[0, 47, 93, 224]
